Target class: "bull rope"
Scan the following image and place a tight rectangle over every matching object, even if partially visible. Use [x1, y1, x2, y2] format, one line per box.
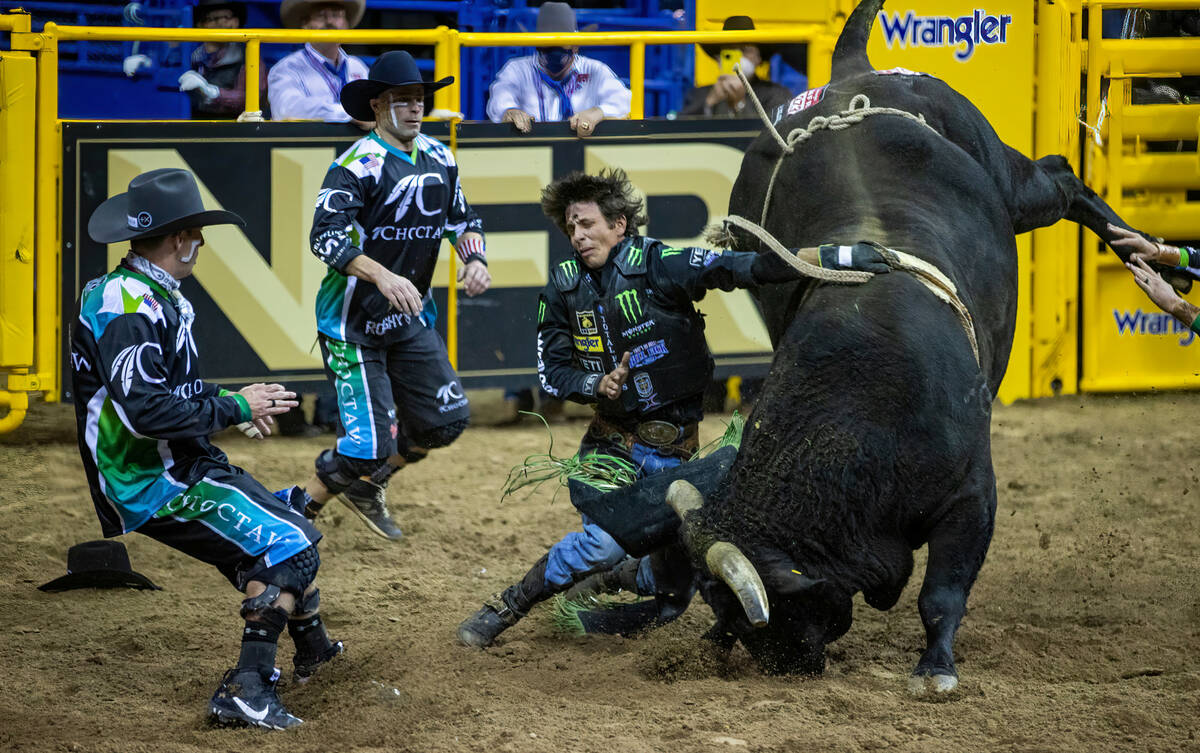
[720, 68, 980, 366]
[735, 65, 941, 226]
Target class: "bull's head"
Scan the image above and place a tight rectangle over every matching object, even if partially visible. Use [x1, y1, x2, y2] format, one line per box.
[667, 480, 853, 675]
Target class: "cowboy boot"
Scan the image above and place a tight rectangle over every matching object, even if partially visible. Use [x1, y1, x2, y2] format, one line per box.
[457, 554, 553, 648]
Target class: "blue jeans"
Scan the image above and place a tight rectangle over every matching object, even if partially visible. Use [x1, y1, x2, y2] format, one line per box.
[543, 443, 682, 593]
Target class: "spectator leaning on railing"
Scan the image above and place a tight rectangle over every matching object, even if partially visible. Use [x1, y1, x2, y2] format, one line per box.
[486, 2, 631, 138]
[179, 0, 269, 120]
[268, 0, 371, 127]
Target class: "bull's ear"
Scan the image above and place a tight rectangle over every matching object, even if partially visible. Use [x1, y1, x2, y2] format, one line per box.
[769, 567, 827, 597]
[757, 551, 826, 596]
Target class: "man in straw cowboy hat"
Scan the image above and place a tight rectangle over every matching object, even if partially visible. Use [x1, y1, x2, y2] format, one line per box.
[486, 1, 631, 137]
[71, 168, 344, 729]
[269, 0, 371, 125]
[291, 51, 490, 541]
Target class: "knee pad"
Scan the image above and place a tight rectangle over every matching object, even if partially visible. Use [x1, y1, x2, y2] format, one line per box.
[314, 449, 388, 494]
[245, 544, 321, 599]
[414, 418, 469, 449]
[240, 584, 284, 617]
[295, 586, 320, 615]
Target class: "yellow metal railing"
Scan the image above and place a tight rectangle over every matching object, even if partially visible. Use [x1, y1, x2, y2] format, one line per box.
[1081, 0, 1200, 392]
[0, 14, 830, 432]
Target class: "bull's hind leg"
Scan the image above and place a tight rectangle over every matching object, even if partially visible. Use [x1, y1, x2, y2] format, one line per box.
[911, 462, 997, 696]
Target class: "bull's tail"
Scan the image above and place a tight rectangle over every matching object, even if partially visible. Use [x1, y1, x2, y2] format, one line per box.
[830, 0, 885, 81]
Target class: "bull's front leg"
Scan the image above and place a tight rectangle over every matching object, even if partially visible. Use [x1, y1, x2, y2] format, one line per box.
[911, 460, 997, 697]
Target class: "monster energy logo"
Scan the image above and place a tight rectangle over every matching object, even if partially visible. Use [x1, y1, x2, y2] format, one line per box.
[558, 259, 579, 278]
[615, 290, 643, 323]
[624, 244, 645, 266]
[660, 247, 683, 258]
[537, 299, 547, 324]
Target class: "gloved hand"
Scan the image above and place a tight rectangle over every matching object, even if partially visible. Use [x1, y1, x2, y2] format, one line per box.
[178, 70, 219, 101]
[818, 242, 892, 274]
[122, 53, 152, 78]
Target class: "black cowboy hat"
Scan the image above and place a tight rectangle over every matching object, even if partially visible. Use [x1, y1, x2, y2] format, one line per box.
[194, 0, 246, 26]
[701, 16, 779, 61]
[38, 540, 161, 592]
[88, 168, 245, 244]
[340, 50, 454, 122]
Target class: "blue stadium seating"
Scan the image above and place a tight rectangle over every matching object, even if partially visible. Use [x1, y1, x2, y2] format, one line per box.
[0, 0, 803, 121]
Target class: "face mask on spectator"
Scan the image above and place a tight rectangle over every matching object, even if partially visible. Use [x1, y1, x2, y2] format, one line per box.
[538, 48, 574, 78]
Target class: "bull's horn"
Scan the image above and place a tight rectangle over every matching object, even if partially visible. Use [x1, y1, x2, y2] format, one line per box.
[666, 481, 771, 626]
[666, 479, 705, 519]
[706, 542, 770, 628]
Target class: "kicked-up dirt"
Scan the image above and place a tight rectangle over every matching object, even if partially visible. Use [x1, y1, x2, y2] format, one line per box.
[0, 391, 1197, 752]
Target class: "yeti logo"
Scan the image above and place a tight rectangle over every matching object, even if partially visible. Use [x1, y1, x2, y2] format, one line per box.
[111, 342, 165, 394]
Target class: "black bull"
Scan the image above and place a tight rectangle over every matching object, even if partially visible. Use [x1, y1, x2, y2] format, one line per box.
[573, 0, 1160, 694]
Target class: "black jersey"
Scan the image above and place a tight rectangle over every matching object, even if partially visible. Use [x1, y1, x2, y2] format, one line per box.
[311, 131, 484, 346]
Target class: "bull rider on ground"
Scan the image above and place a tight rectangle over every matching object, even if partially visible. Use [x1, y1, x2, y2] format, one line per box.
[457, 168, 893, 647]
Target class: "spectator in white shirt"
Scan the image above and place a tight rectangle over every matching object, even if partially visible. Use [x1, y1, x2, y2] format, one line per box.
[486, 2, 631, 138]
[269, 0, 371, 127]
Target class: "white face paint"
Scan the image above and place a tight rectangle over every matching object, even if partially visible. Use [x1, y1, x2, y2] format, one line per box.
[388, 101, 406, 130]
[179, 239, 200, 264]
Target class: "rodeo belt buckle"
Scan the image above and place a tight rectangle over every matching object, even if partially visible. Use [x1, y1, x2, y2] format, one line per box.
[635, 420, 682, 447]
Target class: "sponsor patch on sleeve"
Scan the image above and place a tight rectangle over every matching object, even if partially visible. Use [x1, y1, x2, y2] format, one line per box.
[786, 85, 828, 115]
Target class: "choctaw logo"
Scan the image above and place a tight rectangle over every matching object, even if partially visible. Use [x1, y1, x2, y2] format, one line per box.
[576, 310, 598, 336]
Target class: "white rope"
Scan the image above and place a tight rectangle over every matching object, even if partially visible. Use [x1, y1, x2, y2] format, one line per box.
[735, 66, 941, 225]
[722, 215, 873, 284]
[727, 68, 980, 366]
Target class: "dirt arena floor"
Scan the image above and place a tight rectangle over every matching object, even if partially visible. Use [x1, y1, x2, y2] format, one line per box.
[1, 390, 1198, 752]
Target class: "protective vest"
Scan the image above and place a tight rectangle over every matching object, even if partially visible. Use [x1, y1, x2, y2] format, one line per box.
[553, 240, 713, 416]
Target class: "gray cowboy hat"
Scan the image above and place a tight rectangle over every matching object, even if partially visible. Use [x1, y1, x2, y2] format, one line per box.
[38, 540, 161, 592]
[280, 0, 364, 29]
[88, 168, 245, 244]
[518, 2, 599, 35]
[701, 15, 779, 61]
[340, 50, 454, 122]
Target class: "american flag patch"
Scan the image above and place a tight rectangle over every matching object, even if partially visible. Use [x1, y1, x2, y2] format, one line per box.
[359, 154, 382, 171]
[787, 85, 828, 115]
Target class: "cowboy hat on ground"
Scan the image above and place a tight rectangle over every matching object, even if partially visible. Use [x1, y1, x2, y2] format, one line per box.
[39, 540, 161, 592]
[339, 50, 454, 122]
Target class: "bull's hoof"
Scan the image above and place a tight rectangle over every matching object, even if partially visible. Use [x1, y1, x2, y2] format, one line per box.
[907, 672, 959, 697]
